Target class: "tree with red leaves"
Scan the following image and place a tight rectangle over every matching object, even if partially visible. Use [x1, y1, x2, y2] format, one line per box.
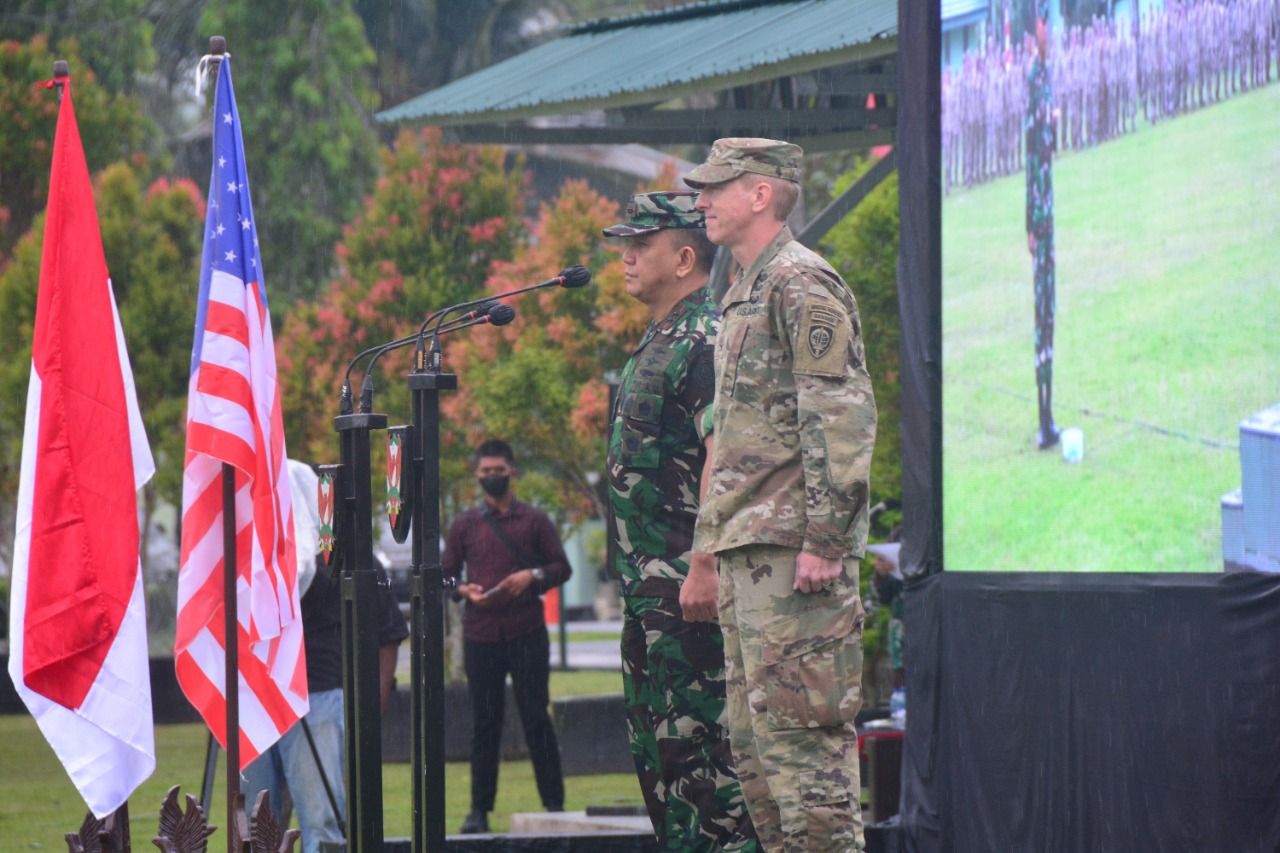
[277, 128, 525, 467]
[443, 178, 647, 524]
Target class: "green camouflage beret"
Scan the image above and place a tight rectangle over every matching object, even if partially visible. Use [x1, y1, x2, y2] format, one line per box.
[683, 137, 803, 188]
[602, 191, 705, 237]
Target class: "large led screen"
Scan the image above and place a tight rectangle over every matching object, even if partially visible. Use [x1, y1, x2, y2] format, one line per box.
[941, 0, 1280, 571]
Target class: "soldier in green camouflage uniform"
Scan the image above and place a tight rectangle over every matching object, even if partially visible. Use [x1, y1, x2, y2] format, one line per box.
[686, 139, 876, 853]
[604, 192, 759, 852]
[1027, 4, 1060, 449]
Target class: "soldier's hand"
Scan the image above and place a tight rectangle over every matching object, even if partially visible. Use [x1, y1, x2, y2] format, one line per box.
[794, 552, 842, 594]
[680, 553, 719, 622]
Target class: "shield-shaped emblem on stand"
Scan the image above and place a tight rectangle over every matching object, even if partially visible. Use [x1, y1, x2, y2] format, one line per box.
[386, 425, 414, 543]
[387, 431, 404, 526]
[317, 466, 337, 567]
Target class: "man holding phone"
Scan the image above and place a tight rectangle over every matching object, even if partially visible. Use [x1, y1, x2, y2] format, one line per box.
[443, 439, 571, 834]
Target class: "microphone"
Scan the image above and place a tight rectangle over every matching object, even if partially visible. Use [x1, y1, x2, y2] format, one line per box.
[340, 266, 588, 412]
[444, 301, 515, 331]
[558, 265, 592, 288]
[417, 266, 592, 347]
[424, 301, 517, 371]
[341, 300, 500, 413]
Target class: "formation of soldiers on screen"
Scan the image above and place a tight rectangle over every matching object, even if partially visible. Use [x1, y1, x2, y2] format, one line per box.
[943, 0, 1280, 193]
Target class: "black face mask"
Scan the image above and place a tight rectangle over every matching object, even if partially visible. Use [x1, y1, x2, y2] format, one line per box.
[479, 474, 510, 498]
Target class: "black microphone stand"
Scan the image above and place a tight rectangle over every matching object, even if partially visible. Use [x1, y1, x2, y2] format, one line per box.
[406, 354, 453, 853]
[333, 398, 387, 852]
[403, 281, 577, 852]
[332, 273, 582, 852]
[329, 316, 481, 853]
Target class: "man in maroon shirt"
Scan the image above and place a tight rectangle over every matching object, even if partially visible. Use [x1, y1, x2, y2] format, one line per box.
[443, 439, 571, 834]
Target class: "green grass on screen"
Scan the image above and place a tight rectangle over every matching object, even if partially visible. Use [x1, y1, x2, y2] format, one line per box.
[943, 83, 1280, 572]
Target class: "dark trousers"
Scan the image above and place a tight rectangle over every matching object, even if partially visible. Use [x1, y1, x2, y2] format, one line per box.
[464, 626, 564, 813]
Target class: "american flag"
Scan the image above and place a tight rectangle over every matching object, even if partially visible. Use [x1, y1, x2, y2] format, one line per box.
[175, 57, 308, 768]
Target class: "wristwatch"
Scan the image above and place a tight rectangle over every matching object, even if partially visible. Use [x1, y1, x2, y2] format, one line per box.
[530, 567, 546, 585]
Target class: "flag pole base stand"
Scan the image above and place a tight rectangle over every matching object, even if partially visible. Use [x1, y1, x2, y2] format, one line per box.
[73, 785, 301, 853]
[151, 786, 216, 852]
[65, 803, 129, 853]
[243, 790, 301, 853]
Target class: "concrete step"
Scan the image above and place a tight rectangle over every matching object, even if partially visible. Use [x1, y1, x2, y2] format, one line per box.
[508, 810, 652, 834]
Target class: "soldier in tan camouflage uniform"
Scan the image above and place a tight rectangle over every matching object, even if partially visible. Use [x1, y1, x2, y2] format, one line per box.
[685, 139, 876, 853]
[604, 192, 759, 852]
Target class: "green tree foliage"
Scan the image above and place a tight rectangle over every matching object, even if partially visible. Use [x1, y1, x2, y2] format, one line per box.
[277, 128, 526, 473]
[356, 0, 572, 110]
[822, 162, 902, 537]
[0, 163, 204, 572]
[0, 36, 148, 261]
[200, 0, 381, 306]
[96, 166, 205, 526]
[0, 0, 156, 94]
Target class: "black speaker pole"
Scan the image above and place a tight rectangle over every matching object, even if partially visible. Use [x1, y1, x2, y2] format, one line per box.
[335, 411, 388, 852]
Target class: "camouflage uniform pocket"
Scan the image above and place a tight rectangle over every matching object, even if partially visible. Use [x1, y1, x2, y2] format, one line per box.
[798, 768, 859, 851]
[760, 604, 863, 731]
[619, 390, 664, 468]
[717, 315, 749, 390]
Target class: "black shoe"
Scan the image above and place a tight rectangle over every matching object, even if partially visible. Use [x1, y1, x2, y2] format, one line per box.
[459, 810, 489, 834]
[545, 804, 565, 813]
[1037, 424, 1060, 450]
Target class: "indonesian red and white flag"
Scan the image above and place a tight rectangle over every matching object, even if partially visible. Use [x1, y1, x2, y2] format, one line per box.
[174, 57, 307, 768]
[6, 77, 156, 818]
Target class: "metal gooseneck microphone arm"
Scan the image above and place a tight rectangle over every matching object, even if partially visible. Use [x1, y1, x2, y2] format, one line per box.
[358, 303, 515, 413]
[339, 294, 481, 413]
[338, 303, 493, 414]
[340, 266, 590, 412]
[339, 307, 455, 414]
[416, 265, 592, 367]
[420, 301, 511, 374]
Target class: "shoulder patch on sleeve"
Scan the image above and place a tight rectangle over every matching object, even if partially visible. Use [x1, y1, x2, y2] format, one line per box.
[795, 303, 850, 376]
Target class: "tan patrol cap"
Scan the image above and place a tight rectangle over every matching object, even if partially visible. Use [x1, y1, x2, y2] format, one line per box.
[683, 137, 803, 189]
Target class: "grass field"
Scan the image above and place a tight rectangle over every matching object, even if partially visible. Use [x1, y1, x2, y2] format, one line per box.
[564, 630, 622, 644]
[0, 669, 640, 849]
[943, 82, 1280, 572]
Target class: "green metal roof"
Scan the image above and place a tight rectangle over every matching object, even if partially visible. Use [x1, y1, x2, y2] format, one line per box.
[377, 0, 896, 126]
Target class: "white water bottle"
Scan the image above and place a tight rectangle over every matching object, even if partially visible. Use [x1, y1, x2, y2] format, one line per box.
[889, 688, 906, 727]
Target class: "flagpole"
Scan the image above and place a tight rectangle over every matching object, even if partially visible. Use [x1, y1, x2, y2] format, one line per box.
[205, 35, 243, 853]
[222, 462, 241, 850]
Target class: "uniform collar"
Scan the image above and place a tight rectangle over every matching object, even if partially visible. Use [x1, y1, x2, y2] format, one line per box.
[634, 286, 709, 355]
[654, 286, 709, 335]
[721, 226, 793, 308]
